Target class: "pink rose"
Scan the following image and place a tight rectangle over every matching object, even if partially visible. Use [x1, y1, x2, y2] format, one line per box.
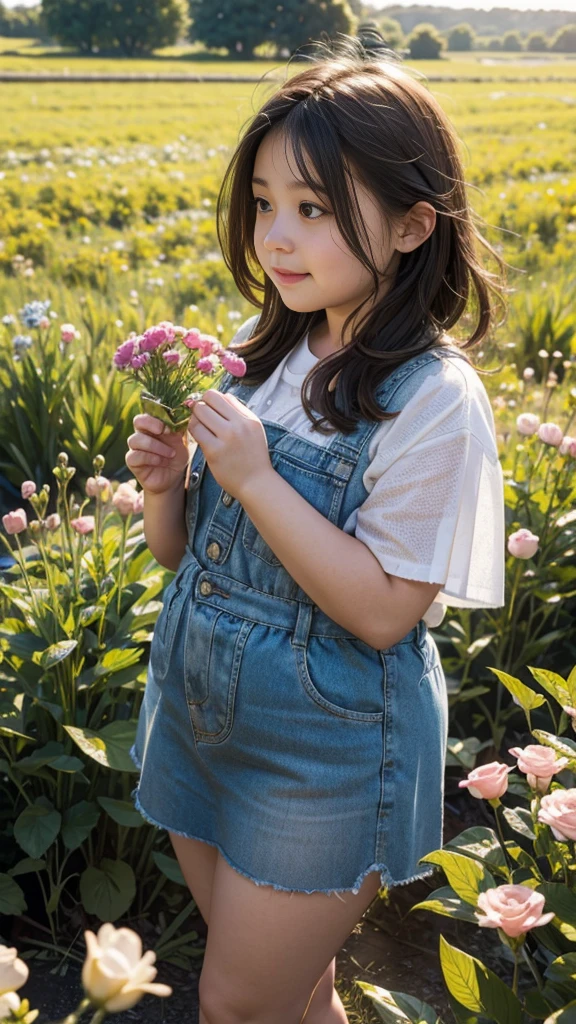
[559, 436, 576, 455]
[21, 480, 36, 499]
[538, 422, 564, 447]
[569, 441, 576, 459]
[71, 515, 95, 535]
[538, 788, 576, 841]
[507, 528, 539, 559]
[2, 508, 27, 534]
[113, 339, 138, 369]
[112, 482, 139, 516]
[516, 412, 540, 436]
[60, 323, 78, 343]
[45, 513, 61, 530]
[508, 744, 569, 794]
[85, 476, 111, 499]
[132, 490, 144, 514]
[458, 761, 514, 800]
[162, 349, 181, 366]
[475, 885, 555, 938]
[220, 351, 247, 377]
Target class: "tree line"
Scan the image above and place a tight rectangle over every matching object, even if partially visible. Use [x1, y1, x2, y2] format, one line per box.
[1, 0, 575, 58]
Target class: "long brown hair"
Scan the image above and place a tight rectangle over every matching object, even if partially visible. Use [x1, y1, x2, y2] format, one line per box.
[216, 32, 506, 435]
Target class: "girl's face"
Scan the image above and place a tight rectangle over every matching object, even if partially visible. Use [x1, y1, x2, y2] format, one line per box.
[252, 129, 401, 341]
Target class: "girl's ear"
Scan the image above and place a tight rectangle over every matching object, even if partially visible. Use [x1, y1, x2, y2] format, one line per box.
[395, 201, 436, 254]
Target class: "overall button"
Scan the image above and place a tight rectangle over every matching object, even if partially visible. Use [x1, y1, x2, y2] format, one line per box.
[199, 581, 213, 596]
[222, 492, 234, 507]
[190, 470, 200, 485]
[207, 542, 221, 560]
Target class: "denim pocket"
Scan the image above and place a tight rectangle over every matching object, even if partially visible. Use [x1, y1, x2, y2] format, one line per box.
[414, 630, 441, 683]
[183, 604, 254, 742]
[292, 636, 385, 722]
[149, 576, 185, 683]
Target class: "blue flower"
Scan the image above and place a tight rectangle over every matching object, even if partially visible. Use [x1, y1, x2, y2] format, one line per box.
[18, 300, 51, 329]
[12, 334, 33, 352]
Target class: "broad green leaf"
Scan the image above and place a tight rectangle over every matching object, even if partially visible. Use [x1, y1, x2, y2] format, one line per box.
[61, 800, 101, 851]
[544, 999, 576, 1024]
[15, 740, 84, 775]
[537, 883, 576, 929]
[443, 826, 509, 874]
[64, 720, 139, 772]
[502, 806, 536, 840]
[80, 859, 136, 922]
[8, 858, 46, 876]
[33, 639, 78, 670]
[152, 851, 186, 886]
[529, 668, 571, 706]
[355, 982, 443, 1024]
[0, 873, 27, 915]
[97, 796, 145, 828]
[439, 935, 522, 1024]
[0, 630, 46, 660]
[13, 803, 62, 858]
[410, 886, 480, 924]
[488, 667, 546, 711]
[420, 849, 495, 904]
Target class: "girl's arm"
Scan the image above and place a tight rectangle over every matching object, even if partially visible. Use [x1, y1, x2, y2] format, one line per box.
[143, 471, 189, 572]
[238, 470, 443, 651]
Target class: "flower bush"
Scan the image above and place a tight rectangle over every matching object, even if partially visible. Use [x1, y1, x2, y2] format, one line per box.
[359, 659, 576, 1024]
[0, 452, 195, 950]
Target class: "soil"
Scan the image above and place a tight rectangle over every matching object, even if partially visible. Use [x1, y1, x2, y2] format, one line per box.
[10, 786, 511, 1024]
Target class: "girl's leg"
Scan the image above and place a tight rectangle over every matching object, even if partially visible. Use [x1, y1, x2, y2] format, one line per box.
[169, 833, 348, 1022]
[197, 851, 382, 1024]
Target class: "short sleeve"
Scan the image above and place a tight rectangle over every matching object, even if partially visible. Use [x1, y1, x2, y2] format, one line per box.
[354, 359, 505, 612]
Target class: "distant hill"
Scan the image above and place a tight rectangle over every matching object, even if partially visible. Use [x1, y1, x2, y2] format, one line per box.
[371, 5, 576, 36]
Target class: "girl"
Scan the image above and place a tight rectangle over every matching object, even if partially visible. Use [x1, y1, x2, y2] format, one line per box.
[126, 34, 506, 1024]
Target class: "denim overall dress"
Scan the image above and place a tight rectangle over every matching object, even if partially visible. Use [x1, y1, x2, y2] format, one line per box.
[130, 343, 461, 896]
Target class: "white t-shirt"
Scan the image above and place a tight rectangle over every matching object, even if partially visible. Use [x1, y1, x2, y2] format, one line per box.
[210, 314, 505, 628]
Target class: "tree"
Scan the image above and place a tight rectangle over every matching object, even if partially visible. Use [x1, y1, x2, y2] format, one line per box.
[502, 30, 523, 52]
[375, 16, 403, 52]
[407, 22, 444, 60]
[105, 0, 190, 56]
[527, 31, 549, 52]
[41, 0, 111, 53]
[447, 22, 475, 52]
[487, 37, 502, 51]
[189, 0, 355, 61]
[550, 24, 576, 52]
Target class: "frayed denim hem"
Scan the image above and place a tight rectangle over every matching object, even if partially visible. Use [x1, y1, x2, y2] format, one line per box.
[128, 743, 437, 898]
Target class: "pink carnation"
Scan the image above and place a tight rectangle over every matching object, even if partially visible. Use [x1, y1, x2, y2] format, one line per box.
[131, 353, 150, 370]
[162, 349, 181, 366]
[516, 413, 540, 436]
[60, 323, 78, 343]
[140, 322, 174, 352]
[182, 328, 202, 350]
[2, 508, 27, 534]
[113, 339, 138, 369]
[538, 422, 564, 447]
[197, 354, 220, 374]
[221, 351, 247, 377]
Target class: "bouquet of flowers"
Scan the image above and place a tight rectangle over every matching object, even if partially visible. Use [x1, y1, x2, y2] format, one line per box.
[112, 320, 247, 432]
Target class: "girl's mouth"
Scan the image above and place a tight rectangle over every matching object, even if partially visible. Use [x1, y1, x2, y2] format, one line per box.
[272, 269, 310, 284]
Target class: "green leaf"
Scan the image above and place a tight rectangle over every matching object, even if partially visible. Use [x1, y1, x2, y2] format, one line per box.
[79, 858, 136, 922]
[0, 629, 46, 660]
[8, 858, 46, 876]
[410, 886, 480, 923]
[152, 851, 186, 886]
[64, 720, 139, 772]
[532, 731, 576, 764]
[443, 827, 509, 874]
[15, 740, 84, 775]
[537, 883, 576, 929]
[97, 796, 145, 828]
[61, 800, 101, 851]
[502, 806, 536, 841]
[467, 636, 497, 659]
[488, 667, 546, 711]
[439, 935, 522, 1024]
[13, 802, 62, 858]
[420, 849, 496, 904]
[355, 982, 443, 1024]
[33, 639, 78, 670]
[529, 668, 571, 706]
[0, 873, 27, 915]
[544, 1000, 576, 1024]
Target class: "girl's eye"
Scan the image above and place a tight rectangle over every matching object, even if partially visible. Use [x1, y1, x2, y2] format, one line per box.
[251, 197, 325, 220]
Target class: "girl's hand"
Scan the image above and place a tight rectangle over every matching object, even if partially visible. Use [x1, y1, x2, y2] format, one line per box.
[126, 413, 191, 494]
[187, 390, 273, 501]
